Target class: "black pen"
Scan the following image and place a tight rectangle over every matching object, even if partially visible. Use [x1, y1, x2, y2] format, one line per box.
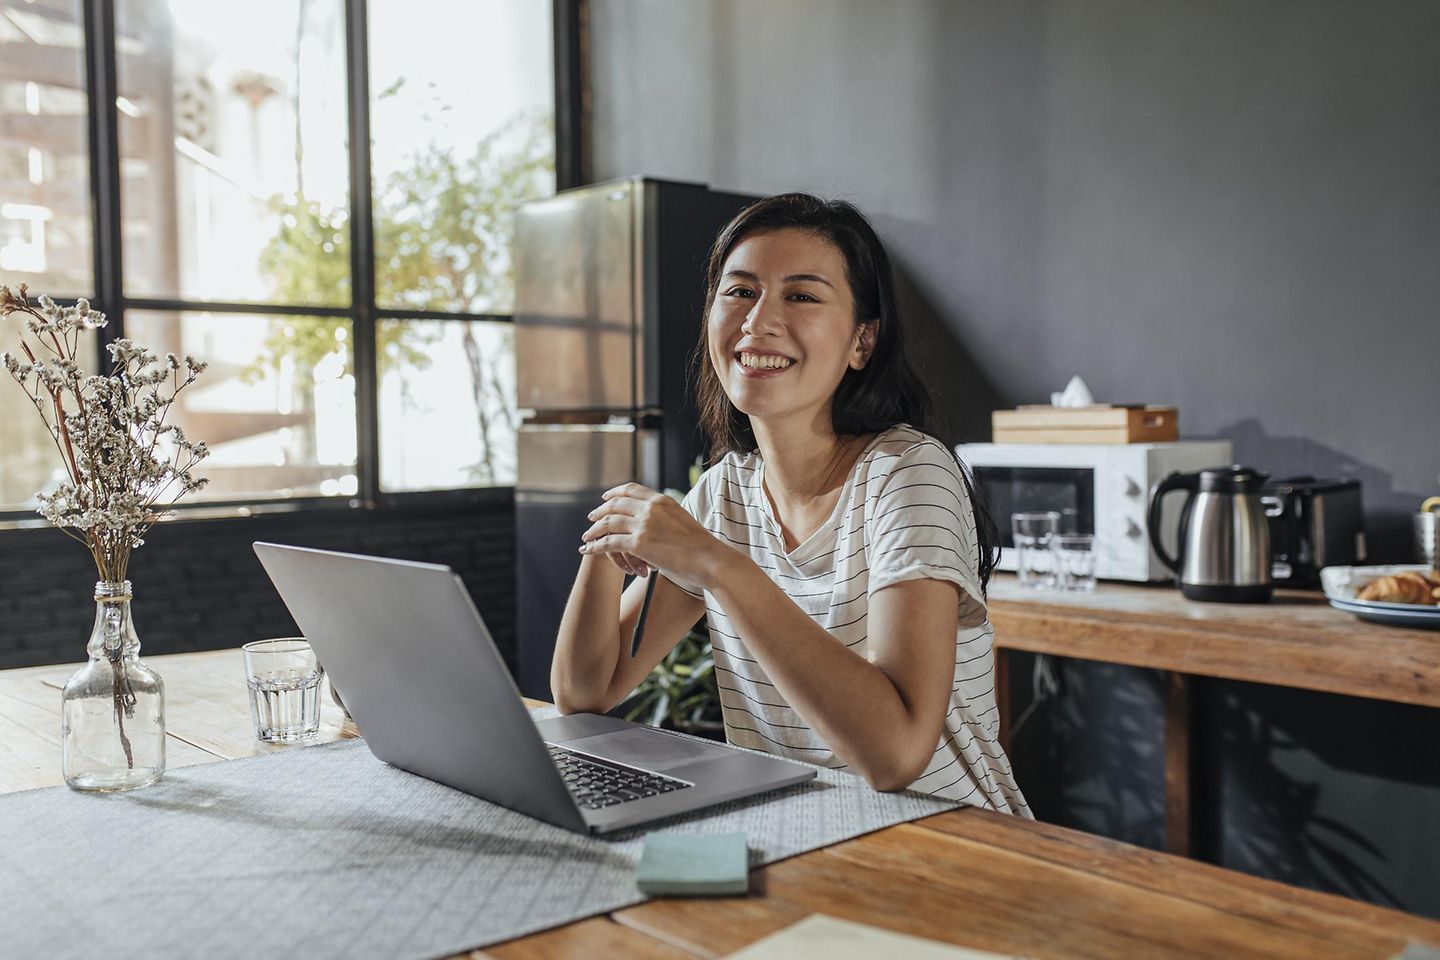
[630, 570, 658, 658]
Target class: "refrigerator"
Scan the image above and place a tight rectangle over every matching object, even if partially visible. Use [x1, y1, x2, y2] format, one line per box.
[513, 177, 757, 698]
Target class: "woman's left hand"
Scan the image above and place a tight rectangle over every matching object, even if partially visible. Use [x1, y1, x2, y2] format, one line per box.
[579, 483, 726, 589]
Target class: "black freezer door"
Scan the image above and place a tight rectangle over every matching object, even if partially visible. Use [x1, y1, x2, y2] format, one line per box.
[515, 421, 659, 699]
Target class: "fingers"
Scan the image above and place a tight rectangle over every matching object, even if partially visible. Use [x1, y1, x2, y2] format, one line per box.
[581, 512, 632, 544]
[587, 496, 646, 521]
[601, 482, 656, 502]
[606, 553, 648, 578]
[579, 532, 640, 566]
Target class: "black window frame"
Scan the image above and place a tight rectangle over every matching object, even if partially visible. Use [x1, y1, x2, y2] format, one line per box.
[0, 0, 587, 525]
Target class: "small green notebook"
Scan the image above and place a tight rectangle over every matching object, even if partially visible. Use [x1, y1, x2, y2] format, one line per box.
[635, 831, 750, 897]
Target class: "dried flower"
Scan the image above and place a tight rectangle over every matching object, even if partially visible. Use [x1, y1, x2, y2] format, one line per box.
[1, 284, 210, 582]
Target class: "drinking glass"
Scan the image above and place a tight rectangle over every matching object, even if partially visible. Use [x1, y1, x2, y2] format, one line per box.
[1055, 534, 1098, 593]
[1416, 501, 1440, 570]
[1012, 512, 1061, 589]
[243, 638, 324, 743]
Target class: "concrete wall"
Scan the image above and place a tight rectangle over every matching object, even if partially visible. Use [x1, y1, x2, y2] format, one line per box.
[590, 0, 1440, 558]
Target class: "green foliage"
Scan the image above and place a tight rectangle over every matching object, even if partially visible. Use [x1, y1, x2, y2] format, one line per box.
[621, 626, 724, 736]
[257, 200, 350, 308]
[251, 110, 554, 382]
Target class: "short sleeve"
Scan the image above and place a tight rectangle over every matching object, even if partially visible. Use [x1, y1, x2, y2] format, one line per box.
[662, 469, 714, 600]
[866, 440, 985, 608]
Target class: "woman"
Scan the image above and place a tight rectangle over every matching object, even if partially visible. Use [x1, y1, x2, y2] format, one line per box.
[551, 193, 1029, 814]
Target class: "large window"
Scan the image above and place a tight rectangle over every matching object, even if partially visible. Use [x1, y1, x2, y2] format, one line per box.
[0, 0, 559, 513]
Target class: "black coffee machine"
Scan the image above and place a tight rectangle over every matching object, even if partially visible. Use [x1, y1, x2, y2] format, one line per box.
[1261, 476, 1366, 587]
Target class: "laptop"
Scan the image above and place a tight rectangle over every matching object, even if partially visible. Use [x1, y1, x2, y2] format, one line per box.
[252, 542, 816, 834]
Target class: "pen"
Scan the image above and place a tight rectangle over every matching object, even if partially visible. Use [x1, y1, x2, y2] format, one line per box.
[630, 571, 658, 658]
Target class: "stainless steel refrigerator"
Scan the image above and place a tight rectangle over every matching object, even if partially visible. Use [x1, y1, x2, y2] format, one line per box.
[513, 178, 756, 698]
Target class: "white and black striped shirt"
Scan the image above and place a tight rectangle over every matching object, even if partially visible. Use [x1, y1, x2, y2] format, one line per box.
[668, 425, 1031, 815]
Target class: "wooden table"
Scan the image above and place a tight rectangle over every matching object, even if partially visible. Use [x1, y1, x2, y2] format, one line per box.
[987, 575, 1440, 856]
[4, 649, 1440, 958]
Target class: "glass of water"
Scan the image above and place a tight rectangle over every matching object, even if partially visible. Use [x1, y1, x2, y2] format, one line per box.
[1055, 534, 1098, 593]
[1012, 512, 1061, 589]
[243, 638, 323, 743]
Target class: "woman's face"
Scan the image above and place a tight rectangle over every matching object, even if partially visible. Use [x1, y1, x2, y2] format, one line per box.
[707, 228, 873, 431]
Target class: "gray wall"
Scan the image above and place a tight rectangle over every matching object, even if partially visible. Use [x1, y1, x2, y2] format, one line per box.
[589, 0, 1440, 917]
[590, 0, 1440, 558]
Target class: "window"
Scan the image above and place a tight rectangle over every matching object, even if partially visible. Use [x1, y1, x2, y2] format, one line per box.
[0, 0, 92, 295]
[0, 0, 94, 512]
[125, 310, 358, 500]
[367, 0, 551, 490]
[0, 0, 563, 514]
[116, 0, 351, 305]
[378, 318, 516, 490]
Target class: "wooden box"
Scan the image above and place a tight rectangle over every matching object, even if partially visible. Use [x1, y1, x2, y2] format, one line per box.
[991, 405, 1179, 444]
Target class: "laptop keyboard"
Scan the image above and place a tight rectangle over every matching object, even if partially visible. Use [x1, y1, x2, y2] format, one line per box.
[546, 744, 692, 811]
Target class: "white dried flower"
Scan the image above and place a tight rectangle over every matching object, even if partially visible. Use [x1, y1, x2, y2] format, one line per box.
[2, 286, 209, 580]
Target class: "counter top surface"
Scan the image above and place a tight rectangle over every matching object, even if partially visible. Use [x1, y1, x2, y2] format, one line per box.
[987, 575, 1440, 707]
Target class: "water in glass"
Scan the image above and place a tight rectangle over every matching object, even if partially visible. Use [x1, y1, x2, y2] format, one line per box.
[1055, 534, 1098, 593]
[243, 639, 323, 743]
[1012, 512, 1061, 589]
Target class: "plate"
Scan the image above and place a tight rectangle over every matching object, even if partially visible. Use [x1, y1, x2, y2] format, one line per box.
[1320, 564, 1440, 630]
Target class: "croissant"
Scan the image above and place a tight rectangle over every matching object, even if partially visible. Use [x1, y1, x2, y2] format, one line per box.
[1356, 572, 1436, 605]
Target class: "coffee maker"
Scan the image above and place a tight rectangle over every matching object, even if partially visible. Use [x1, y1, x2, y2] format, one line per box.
[1261, 476, 1366, 587]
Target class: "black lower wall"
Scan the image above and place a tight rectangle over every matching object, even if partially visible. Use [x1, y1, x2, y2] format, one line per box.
[1007, 652, 1440, 920]
[0, 495, 516, 673]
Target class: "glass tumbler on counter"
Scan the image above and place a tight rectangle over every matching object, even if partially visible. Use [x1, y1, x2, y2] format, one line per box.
[1012, 512, 1061, 589]
[1055, 534, 1098, 592]
[243, 638, 323, 743]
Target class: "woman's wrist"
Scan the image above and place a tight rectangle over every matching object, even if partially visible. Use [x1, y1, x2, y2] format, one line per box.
[695, 542, 758, 596]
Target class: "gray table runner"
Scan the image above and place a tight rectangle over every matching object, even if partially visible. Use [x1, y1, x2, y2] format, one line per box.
[0, 711, 957, 960]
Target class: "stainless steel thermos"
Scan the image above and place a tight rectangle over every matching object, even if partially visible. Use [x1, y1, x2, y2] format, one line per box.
[1148, 465, 1273, 603]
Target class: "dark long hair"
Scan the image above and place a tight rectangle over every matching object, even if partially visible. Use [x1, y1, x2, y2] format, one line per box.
[691, 192, 1000, 590]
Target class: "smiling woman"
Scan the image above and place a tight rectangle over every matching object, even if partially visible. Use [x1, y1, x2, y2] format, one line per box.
[550, 194, 1028, 814]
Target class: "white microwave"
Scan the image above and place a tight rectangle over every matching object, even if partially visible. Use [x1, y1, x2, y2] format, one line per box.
[955, 441, 1234, 582]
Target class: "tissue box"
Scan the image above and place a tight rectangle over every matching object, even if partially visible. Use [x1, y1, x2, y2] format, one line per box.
[991, 405, 1178, 444]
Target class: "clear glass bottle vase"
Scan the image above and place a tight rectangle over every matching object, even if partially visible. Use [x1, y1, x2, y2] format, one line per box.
[61, 581, 166, 791]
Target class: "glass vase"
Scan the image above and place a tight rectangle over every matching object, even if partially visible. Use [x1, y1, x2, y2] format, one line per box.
[61, 581, 166, 791]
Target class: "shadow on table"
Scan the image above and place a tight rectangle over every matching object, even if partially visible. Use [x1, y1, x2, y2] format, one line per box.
[119, 775, 635, 869]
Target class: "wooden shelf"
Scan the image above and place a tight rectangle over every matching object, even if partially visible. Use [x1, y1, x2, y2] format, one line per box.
[988, 575, 1440, 709]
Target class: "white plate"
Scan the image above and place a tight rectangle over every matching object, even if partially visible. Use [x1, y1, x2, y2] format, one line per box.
[1320, 564, 1440, 630]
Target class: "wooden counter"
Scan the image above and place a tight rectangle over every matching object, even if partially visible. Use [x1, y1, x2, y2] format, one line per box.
[987, 575, 1440, 708]
[985, 574, 1440, 855]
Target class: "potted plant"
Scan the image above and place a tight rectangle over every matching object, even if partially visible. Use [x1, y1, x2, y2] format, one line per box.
[2, 285, 209, 791]
[619, 623, 724, 740]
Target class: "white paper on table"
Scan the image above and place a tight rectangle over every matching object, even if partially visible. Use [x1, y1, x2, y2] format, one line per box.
[720, 914, 1019, 960]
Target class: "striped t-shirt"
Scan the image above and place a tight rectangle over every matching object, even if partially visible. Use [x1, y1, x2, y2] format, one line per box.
[670, 425, 1030, 816]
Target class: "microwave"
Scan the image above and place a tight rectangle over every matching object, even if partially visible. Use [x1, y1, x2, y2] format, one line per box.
[955, 441, 1234, 582]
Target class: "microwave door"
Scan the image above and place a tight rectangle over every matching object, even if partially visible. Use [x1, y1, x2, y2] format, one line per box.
[972, 466, 1097, 551]
[514, 182, 638, 413]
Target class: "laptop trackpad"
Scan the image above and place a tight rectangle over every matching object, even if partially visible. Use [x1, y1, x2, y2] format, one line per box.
[564, 728, 734, 772]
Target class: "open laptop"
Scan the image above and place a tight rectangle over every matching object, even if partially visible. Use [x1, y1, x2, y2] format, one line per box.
[252, 542, 815, 834]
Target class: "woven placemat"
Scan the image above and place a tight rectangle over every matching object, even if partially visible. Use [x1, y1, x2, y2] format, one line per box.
[0, 710, 957, 959]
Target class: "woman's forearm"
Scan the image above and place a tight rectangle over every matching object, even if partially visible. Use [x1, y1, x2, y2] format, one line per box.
[550, 555, 626, 714]
[706, 562, 935, 790]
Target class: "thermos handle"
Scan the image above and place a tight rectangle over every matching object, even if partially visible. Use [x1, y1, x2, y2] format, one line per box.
[1148, 472, 1198, 575]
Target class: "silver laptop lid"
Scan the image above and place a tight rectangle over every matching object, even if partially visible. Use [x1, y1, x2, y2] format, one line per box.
[252, 542, 588, 834]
